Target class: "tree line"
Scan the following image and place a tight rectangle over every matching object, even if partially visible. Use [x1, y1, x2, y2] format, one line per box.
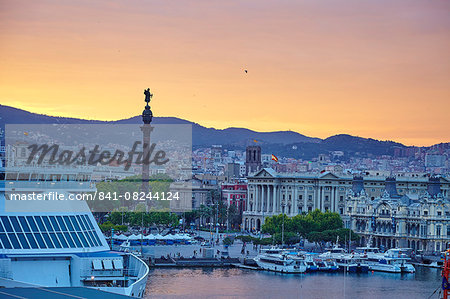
[260, 210, 359, 245]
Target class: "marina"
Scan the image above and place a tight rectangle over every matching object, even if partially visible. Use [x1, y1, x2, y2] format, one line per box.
[144, 266, 442, 299]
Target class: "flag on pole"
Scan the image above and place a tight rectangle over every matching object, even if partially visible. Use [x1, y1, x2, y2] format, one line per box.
[271, 154, 278, 162]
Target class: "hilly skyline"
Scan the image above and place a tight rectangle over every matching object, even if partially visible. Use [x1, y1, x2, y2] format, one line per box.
[1, 1, 449, 146]
[2, 104, 448, 161]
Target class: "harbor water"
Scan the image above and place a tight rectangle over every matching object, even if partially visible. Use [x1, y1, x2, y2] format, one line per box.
[145, 266, 442, 299]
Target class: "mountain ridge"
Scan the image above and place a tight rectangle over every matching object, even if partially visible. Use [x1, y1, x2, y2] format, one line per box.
[1, 104, 446, 160]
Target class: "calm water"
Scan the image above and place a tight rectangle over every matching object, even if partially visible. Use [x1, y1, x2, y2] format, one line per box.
[145, 266, 442, 299]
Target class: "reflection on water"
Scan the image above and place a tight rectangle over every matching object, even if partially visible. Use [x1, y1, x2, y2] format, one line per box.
[145, 266, 441, 299]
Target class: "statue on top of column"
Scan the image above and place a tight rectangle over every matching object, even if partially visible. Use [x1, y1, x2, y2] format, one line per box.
[144, 88, 153, 104]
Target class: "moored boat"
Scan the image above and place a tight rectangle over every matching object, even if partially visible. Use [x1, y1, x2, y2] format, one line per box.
[254, 249, 307, 273]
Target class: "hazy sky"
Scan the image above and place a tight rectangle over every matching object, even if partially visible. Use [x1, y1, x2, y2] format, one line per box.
[1, 0, 449, 146]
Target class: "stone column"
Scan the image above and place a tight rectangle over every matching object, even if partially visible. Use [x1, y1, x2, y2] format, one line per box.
[272, 185, 276, 214]
[246, 187, 250, 212]
[313, 186, 316, 210]
[254, 184, 259, 212]
[304, 188, 308, 212]
[261, 184, 266, 213]
[275, 185, 279, 213]
[331, 186, 335, 212]
[293, 185, 298, 216]
[320, 186, 325, 211]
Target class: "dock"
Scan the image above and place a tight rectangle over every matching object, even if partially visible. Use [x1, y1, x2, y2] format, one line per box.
[151, 257, 240, 268]
[232, 263, 261, 270]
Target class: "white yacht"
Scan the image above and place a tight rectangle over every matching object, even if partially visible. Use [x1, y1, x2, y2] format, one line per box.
[0, 167, 149, 297]
[254, 248, 307, 273]
[320, 246, 369, 273]
[365, 248, 415, 273]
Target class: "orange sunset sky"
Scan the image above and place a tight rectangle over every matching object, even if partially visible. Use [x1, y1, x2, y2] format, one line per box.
[0, 0, 449, 146]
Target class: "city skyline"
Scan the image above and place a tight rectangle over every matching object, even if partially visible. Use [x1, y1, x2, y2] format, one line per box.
[1, 0, 449, 146]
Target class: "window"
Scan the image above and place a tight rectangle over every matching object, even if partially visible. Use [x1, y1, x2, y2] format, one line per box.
[34, 233, 46, 248]
[77, 232, 89, 247]
[18, 217, 30, 232]
[9, 234, 21, 249]
[1, 216, 13, 233]
[26, 217, 38, 232]
[10, 217, 22, 232]
[25, 233, 38, 249]
[56, 216, 67, 231]
[57, 232, 69, 248]
[49, 233, 62, 248]
[64, 232, 75, 247]
[436, 225, 441, 236]
[70, 216, 81, 231]
[41, 233, 54, 248]
[17, 233, 30, 249]
[70, 232, 82, 247]
[0, 234, 12, 249]
[42, 217, 54, 232]
[0, 214, 100, 250]
[49, 217, 60, 231]
[34, 217, 46, 231]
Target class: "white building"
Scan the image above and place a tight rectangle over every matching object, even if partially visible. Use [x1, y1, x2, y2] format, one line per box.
[344, 177, 449, 254]
[242, 168, 450, 232]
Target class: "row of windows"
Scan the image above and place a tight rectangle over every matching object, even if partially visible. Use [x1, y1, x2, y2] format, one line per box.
[0, 215, 102, 250]
[0, 215, 93, 233]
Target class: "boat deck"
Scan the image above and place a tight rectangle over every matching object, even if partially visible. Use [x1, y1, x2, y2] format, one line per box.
[0, 287, 132, 298]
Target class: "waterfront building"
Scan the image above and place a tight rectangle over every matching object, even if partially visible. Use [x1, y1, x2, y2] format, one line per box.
[242, 168, 450, 232]
[221, 182, 247, 213]
[344, 177, 450, 254]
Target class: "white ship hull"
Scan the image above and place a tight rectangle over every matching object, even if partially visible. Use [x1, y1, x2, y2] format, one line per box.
[254, 254, 307, 273]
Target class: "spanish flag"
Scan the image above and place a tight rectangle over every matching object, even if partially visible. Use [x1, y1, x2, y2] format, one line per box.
[271, 154, 278, 162]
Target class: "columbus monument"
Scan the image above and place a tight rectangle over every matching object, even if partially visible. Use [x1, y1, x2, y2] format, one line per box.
[140, 88, 154, 202]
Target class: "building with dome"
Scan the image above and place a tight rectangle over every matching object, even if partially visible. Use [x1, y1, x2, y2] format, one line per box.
[344, 177, 450, 254]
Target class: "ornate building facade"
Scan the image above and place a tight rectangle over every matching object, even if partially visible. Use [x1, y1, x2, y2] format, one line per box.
[344, 177, 450, 253]
[242, 168, 450, 234]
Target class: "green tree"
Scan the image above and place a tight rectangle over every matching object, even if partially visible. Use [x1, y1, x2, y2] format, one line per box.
[261, 210, 355, 245]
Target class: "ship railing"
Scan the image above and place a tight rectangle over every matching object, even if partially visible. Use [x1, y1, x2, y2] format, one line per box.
[124, 253, 149, 284]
